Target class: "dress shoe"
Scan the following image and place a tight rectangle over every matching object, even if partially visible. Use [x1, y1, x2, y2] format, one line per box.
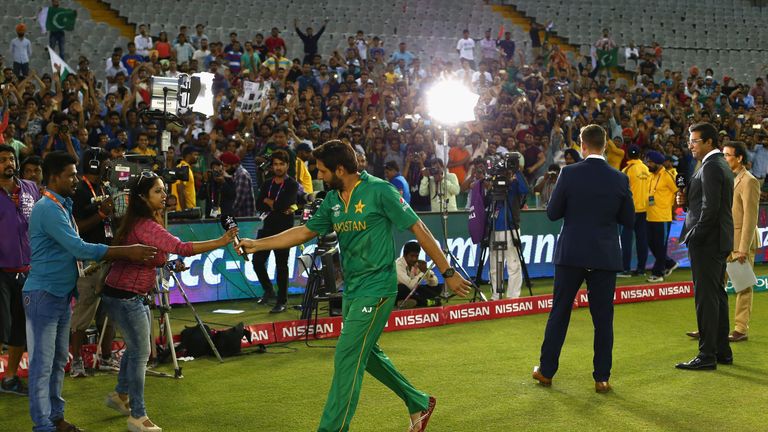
[269, 304, 287, 313]
[685, 330, 699, 339]
[532, 366, 552, 387]
[675, 356, 716, 370]
[729, 331, 748, 342]
[595, 381, 612, 393]
[256, 294, 273, 305]
[717, 355, 733, 365]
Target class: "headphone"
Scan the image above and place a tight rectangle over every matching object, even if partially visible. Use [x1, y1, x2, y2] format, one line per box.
[84, 148, 105, 175]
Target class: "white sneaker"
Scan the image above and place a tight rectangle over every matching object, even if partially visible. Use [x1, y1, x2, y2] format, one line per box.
[647, 275, 664, 283]
[70, 358, 87, 378]
[105, 391, 130, 416]
[128, 416, 162, 432]
[664, 262, 679, 277]
[98, 356, 121, 372]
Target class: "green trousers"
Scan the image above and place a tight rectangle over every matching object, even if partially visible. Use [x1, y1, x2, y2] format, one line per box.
[317, 296, 430, 432]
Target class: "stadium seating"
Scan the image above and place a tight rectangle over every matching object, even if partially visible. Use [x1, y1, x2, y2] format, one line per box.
[500, 0, 768, 82]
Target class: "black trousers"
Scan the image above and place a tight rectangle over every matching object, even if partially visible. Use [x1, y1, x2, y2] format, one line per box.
[688, 246, 731, 360]
[539, 265, 616, 382]
[647, 221, 668, 277]
[396, 283, 443, 307]
[252, 229, 290, 305]
[621, 212, 648, 272]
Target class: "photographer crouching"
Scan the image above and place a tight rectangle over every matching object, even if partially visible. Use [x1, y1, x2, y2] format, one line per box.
[485, 152, 529, 299]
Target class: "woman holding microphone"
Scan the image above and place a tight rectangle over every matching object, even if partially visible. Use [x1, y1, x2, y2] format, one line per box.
[101, 171, 238, 432]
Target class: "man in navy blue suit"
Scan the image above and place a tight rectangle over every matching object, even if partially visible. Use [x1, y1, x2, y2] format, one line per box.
[532, 124, 635, 393]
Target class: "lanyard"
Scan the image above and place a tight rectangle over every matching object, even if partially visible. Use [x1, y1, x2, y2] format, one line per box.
[649, 171, 663, 195]
[268, 179, 285, 201]
[81, 177, 104, 199]
[43, 190, 78, 234]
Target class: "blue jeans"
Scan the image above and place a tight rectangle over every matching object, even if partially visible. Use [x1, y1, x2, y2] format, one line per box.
[49, 31, 65, 59]
[23, 289, 71, 432]
[101, 295, 151, 418]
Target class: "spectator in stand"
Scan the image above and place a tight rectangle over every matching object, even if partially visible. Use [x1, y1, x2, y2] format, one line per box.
[193, 37, 211, 67]
[389, 42, 415, 68]
[190, 23, 208, 49]
[133, 24, 152, 58]
[121, 42, 144, 75]
[10, 23, 31, 78]
[295, 18, 328, 64]
[419, 159, 460, 212]
[529, 22, 544, 59]
[618, 145, 650, 277]
[479, 29, 498, 65]
[265, 27, 286, 55]
[171, 145, 199, 211]
[154, 31, 172, 62]
[252, 33, 268, 59]
[384, 160, 410, 203]
[224, 41, 243, 76]
[624, 41, 640, 72]
[130, 132, 156, 156]
[456, 29, 476, 70]
[106, 53, 128, 85]
[174, 33, 195, 65]
[240, 41, 260, 74]
[594, 28, 617, 51]
[498, 31, 515, 61]
[644, 151, 677, 282]
[220, 151, 255, 218]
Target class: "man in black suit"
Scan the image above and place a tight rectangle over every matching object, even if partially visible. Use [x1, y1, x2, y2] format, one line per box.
[676, 122, 734, 370]
[533, 125, 635, 393]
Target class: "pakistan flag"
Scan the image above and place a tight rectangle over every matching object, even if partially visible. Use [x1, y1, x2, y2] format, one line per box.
[37, 7, 77, 33]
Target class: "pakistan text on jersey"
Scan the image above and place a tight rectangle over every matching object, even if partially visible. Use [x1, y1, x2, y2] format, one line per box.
[334, 220, 367, 233]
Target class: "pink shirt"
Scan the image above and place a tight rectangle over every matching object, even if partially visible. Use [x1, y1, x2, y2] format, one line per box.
[105, 218, 194, 294]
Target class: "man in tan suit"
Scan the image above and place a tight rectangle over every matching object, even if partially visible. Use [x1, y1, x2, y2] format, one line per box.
[686, 141, 759, 342]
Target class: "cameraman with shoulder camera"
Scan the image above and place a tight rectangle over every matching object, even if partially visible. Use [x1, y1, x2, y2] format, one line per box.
[488, 152, 529, 299]
[533, 164, 561, 208]
[418, 159, 460, 211]
[252, 149, 298, 313]
[69, 148, 119, 377]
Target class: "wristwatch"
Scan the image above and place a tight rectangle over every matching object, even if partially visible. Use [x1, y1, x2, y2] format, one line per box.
[442, 267, 456, 279]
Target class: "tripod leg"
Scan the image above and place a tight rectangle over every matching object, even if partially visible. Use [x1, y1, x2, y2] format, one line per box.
[170, 273, 223, 363]
[95, 310, 108, 369]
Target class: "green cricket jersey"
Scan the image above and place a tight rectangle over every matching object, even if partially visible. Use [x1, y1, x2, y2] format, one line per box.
[305, 171, 420, 298]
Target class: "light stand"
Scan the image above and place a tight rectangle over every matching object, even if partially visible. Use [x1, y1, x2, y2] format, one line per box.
[426, 79, 486, 302]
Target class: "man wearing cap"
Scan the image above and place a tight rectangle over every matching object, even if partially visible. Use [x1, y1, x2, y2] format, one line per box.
[219, 151, 255, 218]
[618, 145, 650, 277]
[171, 145, 200, 211]
[645, 151, 677, 282]
[10, 23, 31, 78]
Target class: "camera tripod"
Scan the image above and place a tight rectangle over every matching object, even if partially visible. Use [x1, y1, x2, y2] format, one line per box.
[473, 177, 533, 302]
[148, 262, 223, 378]
[435, 129, 486, 302]
[296, 237, 340, 348]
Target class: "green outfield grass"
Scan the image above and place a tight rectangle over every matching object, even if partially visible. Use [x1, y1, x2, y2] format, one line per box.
[3, 268, 767, 431]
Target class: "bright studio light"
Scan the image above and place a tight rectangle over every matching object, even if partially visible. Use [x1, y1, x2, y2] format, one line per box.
[426, 78, 479, 126]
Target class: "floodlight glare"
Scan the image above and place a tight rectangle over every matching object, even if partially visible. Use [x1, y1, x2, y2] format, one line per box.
[426, 79, 480, 125]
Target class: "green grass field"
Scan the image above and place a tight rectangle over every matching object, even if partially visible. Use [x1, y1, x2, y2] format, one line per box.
[3, 267, 767, 431]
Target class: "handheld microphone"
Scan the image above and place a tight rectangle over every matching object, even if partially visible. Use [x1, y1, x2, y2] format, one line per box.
[220, 215, 249, 261]
[675, 173, 686, 190]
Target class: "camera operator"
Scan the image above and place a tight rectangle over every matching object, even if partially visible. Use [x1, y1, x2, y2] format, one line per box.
[203, 159, 235, 218]
[41, 113, 81, 161]
[171, 145, 200, 211]
[488, 153, 529, 299]
[533, 164, 561, 208]
[252, 149, 299, 313]
[419, 159, 460, 211]
[396, 241, 443, 308]
[219, 151, 255, 217]
[69, 148, 119, 377]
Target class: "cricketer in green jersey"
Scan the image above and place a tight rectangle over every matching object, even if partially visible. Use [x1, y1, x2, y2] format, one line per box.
[239, 141, 472, 432]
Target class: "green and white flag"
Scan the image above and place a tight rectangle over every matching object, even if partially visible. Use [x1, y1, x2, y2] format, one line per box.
[48, 47, 75, 81]
[37, 7, 77, 34]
